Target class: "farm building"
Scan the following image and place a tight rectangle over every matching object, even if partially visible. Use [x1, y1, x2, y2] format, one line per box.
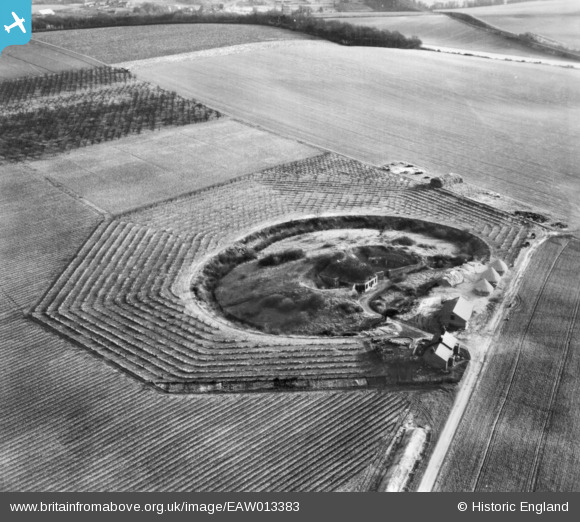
[480, 266, 501, 286]
[440, 296, 473, 330]
[423, 343, 455, 371]
[474, 278, 494, 296]
[490, 258, 508, 275]
[319, 255, 379, 293]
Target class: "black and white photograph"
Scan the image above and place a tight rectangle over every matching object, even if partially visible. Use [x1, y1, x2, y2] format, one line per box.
[1, 0, 579, 506]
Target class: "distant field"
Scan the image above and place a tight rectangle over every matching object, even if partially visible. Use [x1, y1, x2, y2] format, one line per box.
[0, 39, 101, 79]
[30, 119, 319, 214]
[436, 236, 580, 491]
[452, 0, 580, 51]
[33, 24, 315, 64]
[131, 41, 580, 229]
[327, 13, 560, 58]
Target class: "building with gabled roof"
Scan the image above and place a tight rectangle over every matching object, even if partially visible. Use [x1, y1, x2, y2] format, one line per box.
[424, 342, 455, 371]
[440, 296, 473, 330]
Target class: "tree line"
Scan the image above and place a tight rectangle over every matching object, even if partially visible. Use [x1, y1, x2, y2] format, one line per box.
[32, 11, 422, 49]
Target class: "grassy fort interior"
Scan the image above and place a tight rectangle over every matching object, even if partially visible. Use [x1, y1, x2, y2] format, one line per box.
[199, 215, 490, 336]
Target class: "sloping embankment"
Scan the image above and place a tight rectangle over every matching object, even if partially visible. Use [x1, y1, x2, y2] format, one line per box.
[441, 11, 580, 61]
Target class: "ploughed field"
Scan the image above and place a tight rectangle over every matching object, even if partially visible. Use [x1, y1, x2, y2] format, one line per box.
[33, 24, 315, 64]
[435, 236, 580, 491]
[327, 12, 560, 59]
[31, 153, 531, 392]
[451, 0, 580, 51]
[130, 41, 580, 230]
[0, 305, 414, 491]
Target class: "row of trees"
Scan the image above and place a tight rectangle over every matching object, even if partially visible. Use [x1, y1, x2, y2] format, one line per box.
[0, 67, 133, 102]
[32, 11, 422, 49]
[0, 67, 221, 163]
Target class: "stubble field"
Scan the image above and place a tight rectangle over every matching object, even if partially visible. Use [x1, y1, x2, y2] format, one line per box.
[130, 41, 580, 229]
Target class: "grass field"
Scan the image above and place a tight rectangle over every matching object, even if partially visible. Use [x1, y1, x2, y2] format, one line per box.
[33, 24, 316, 64]
[0, 39, 102, 80]
[29, 119, 319, 214]
[452, 0, 580, 51]
[435, 236, 580, 491]
[130, 40, 580, 230]
[327, 12, 561, 59]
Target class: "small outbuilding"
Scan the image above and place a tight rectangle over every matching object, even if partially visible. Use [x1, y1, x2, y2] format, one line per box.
[440, 296, 473, 330]
[473, 278, 494, 296]
[480, 266, 501, 286]
[320, 255, 378, 293]
[424, 342, 455, 371]
[490, 259, 508, 276]
[432, 331, 460, 355]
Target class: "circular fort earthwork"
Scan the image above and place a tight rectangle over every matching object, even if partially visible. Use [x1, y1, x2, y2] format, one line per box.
[190, 215, 491, 337]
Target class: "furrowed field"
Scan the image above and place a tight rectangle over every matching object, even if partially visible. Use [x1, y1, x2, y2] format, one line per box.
[0, 306, 414, 491]
[3, 18, 580, 493]
[33, 24, 316, 64]
[452, 0, 580, 51]
[327, 12, 562, 59]
[130, 41, 580, 229]
[0, 58, 450, 489]
[435, 237, 580, 491]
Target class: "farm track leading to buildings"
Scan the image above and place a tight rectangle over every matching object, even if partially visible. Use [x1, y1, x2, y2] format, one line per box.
[435, 236, 580, 491]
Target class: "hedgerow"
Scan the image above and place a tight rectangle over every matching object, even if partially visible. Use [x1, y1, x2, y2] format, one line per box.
[32, 11, 422, 49]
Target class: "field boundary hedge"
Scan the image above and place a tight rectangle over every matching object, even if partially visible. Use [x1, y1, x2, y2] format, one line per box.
[441, 11, 580, 61]
[31, 12, 422, 49]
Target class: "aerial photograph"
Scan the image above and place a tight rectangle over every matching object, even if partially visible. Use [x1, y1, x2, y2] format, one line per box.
[1, 0, 579, 494]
